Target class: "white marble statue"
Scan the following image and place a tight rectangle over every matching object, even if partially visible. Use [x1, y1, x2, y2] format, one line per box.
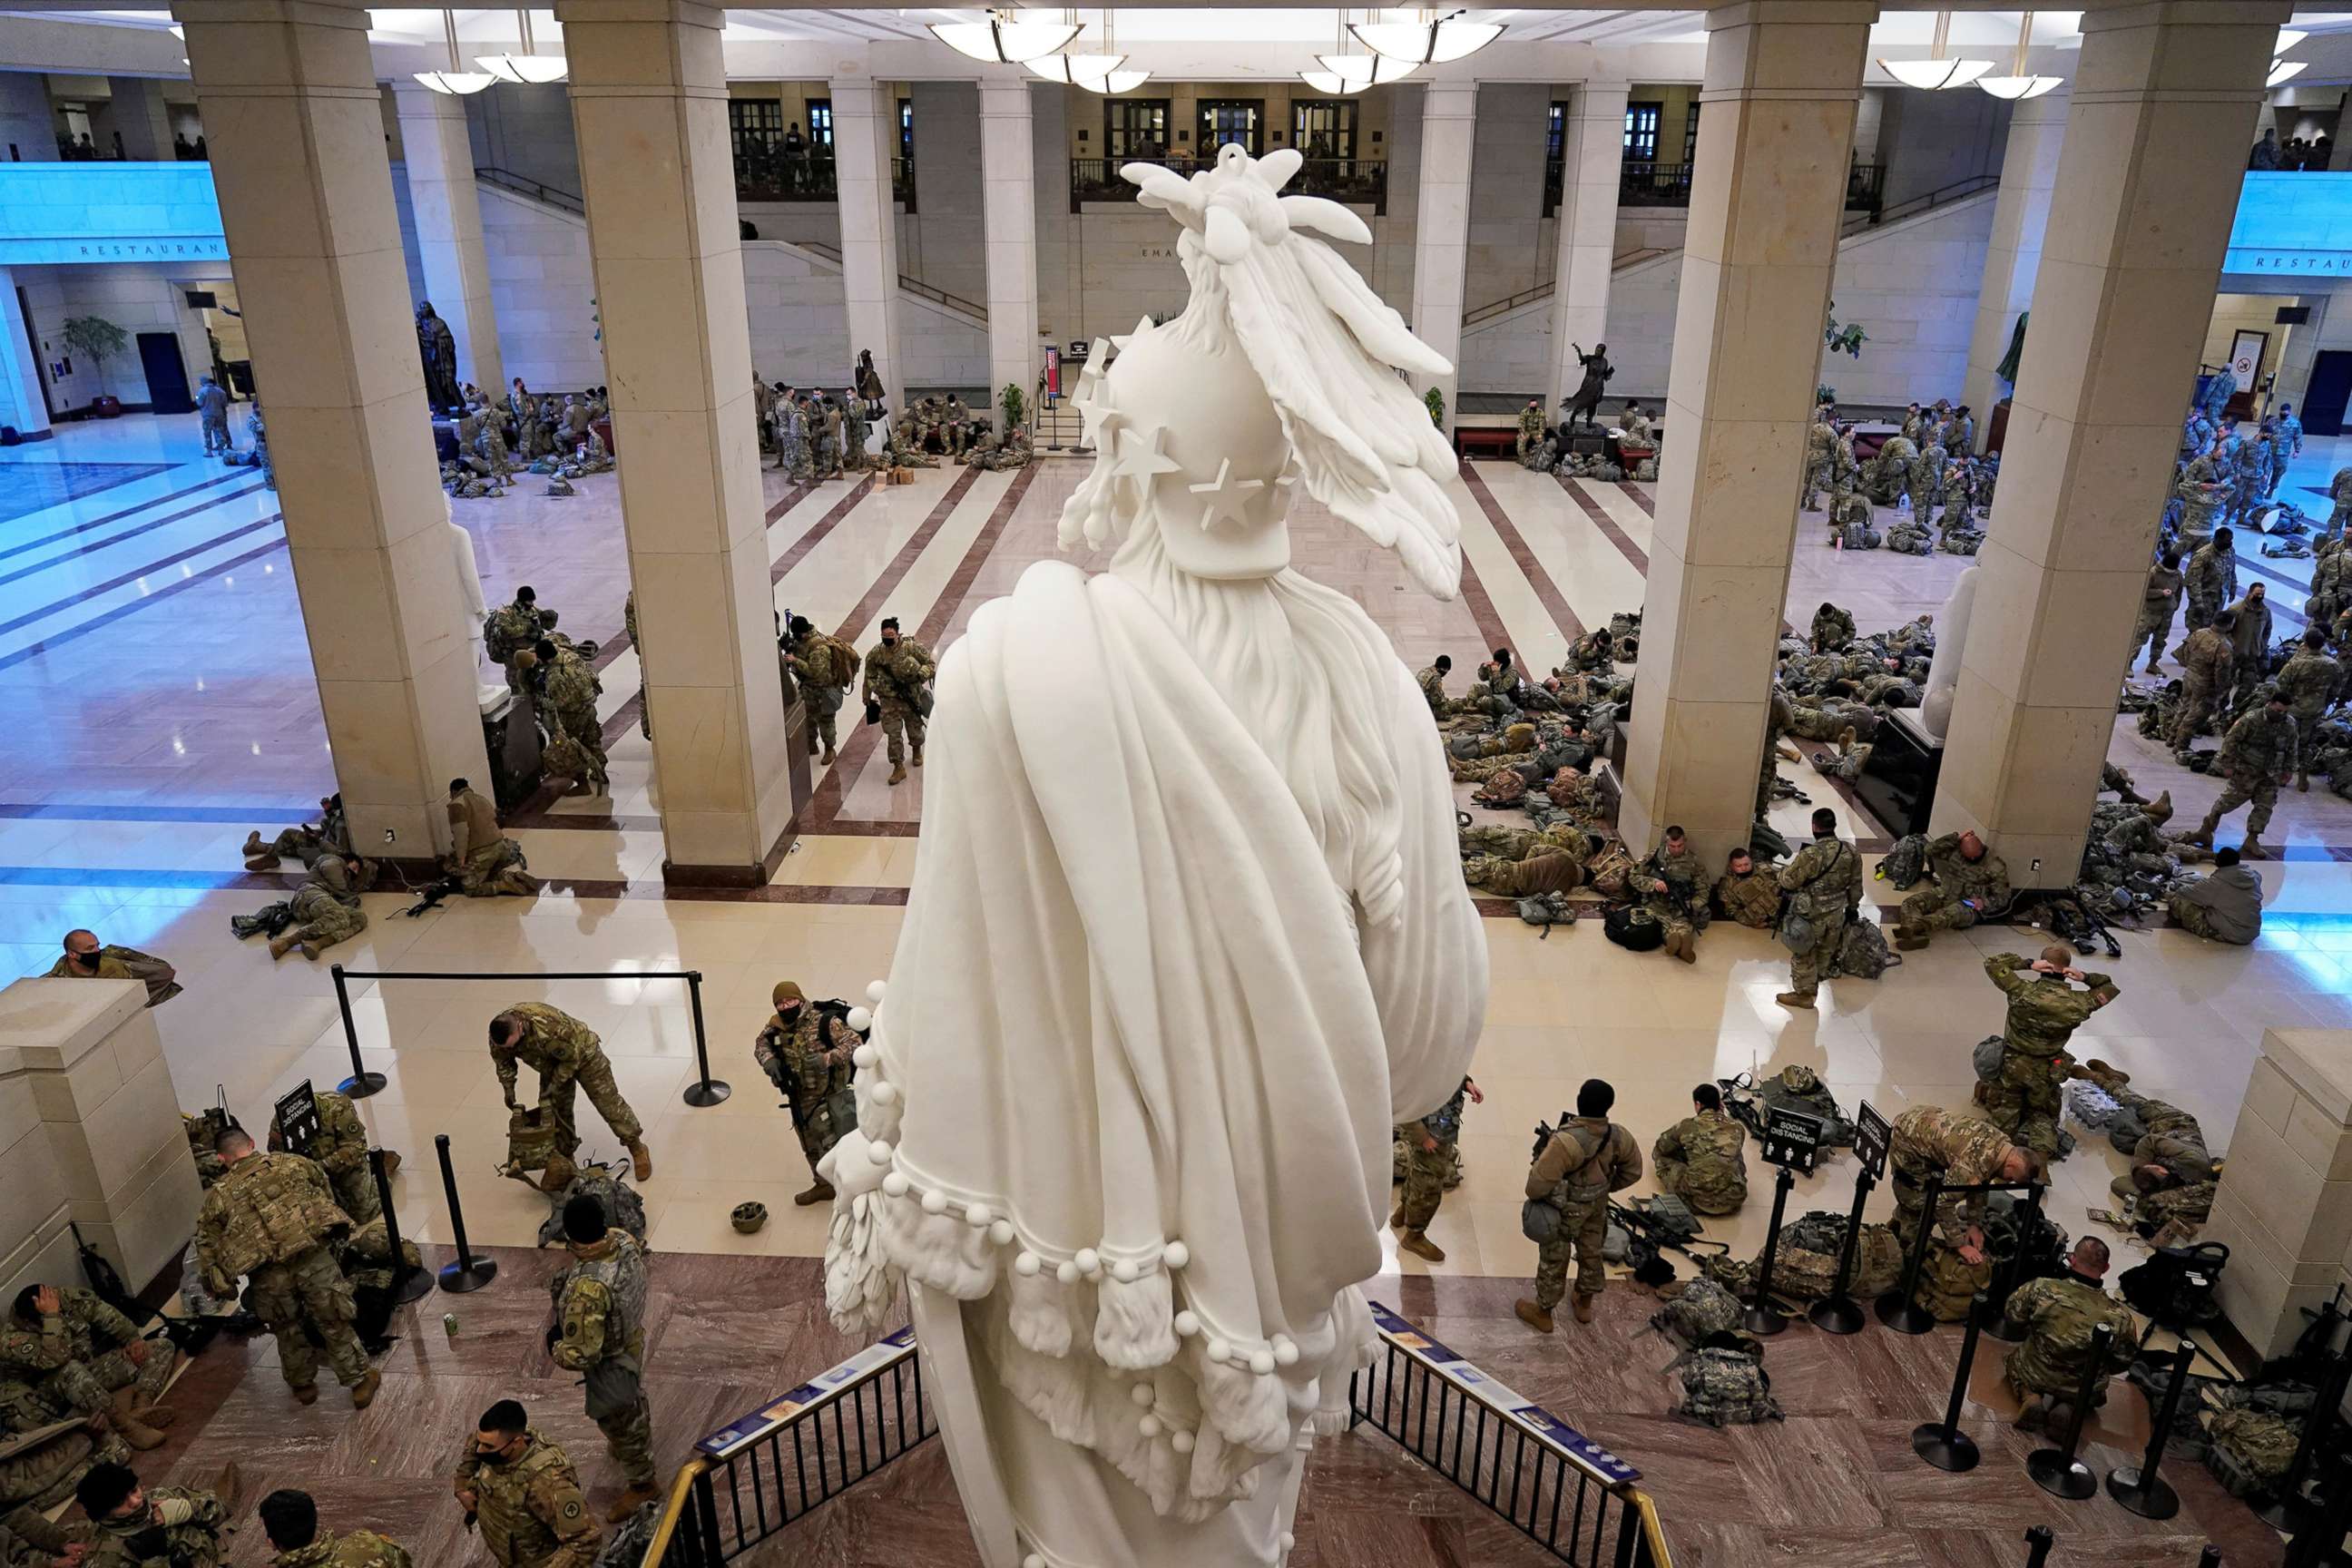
[818, 144, 1487, 1568]
[446, 502, 505, 714]
[1919, 564, 1978, 740]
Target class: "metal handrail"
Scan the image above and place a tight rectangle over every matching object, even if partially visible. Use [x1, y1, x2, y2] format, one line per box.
[775, 240, 986, 320]
[475, 165, 583, 215]
[1845, 172, 1996, 235]
[637, 1458, 713, 1568]
[1070, 154, 1386, 214]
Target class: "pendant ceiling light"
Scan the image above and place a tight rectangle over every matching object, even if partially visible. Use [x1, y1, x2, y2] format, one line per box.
[1878, 11, 1994, 91]
[1348, 6, 1499, 66]
[416, 10, 495, 93]
[1977, 10, 2062, 100]
[1030, 8, 1148, 93]
[932, 8, 1083, 64]
[2269, 27, 2310, 91]
[1302, 11, 1416, 95]
[1076, 11, 1148, 93]
[476, 8, 566, 84]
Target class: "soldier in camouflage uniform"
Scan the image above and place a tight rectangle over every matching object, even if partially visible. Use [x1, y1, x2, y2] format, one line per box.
[1866, 432, 1916, 508]
[1888, 1103, 2037, 1321]
[44, 932, 180, 1008]
[1517, 1079, 1642, 1332]
[1712, 848, 1780, 929]
[1516, 400, 1547, 466]
[817, 397, 846, 479]
[1895, 829, 2010, 949]
[1635, 828, 1707, 964]
[263, 855, 368, 963]
[1, 1286, 174, 1450]
[2306, 538, 2352, 633]
[2182, 530, 2237, 634]
[1415, 655, 1451, 720]
[2190, 690, 2298, 858]
[1801, 412, 1837, 511]
[537, 639, 608, 796]
[2278, 628, 2342, 790]
[550, 1196, 659, 1520]
[841, 391, 868, 473]
[2002, 1237, 2139, 1432]
[260, 1488, 413, 1568]
[2133, 550, 2184, 675]
[1776, 809, 1862, 1010]
[193, 1127, 377, 1407]
[1982, 946, 2118, 1158]
[0, 1498, 82, 1565]
[75, 1462, 231, 1568]
[941, 395, 973, 459]
[2228, 434, 2271, 527]
[1828, 487, 1875, 546]
[1392, 1076, 1480, 1264]
[268, 1088, 382, 1223]
[453, 1403, 602, 1568]
[2073, 1062, 2218, 1237]
[446, 779, 536, 898]
[1652, 1083, 1749, 1215]
[783, 615, 858, 766]
[489, 1006, 651, 1181]
[2325, 465, 2352, 543]
[622, 592, 649, 740]
[2170, 612, 2236, 758]
[862, 617, 936, 786]
[484, 587, 551, 693]
[754, 983, 861, 1206]
[779, 395, 810, 481]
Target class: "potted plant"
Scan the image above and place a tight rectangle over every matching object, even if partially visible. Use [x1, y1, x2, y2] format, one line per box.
[1424, 385, 1446, 429]
[1001, 381, 1026, 431]
[63, 316, 129, 417]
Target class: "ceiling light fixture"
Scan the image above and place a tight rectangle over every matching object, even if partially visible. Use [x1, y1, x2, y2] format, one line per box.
[1061, 9, 1146, 94]
[2269, 58, 2310, 87]
[1878, 11, 1994, 91]
[476, 7, 566, 83]
[931, 8, 1082, 64]
[1028, 53, 1126, 84]
[416, 10, 495, 94]
[1349, 6, 1499, 65]
[2277, 29, 2309, 53]
[1302, 12, 1416, 94]
[1976, 9, 2062, 100]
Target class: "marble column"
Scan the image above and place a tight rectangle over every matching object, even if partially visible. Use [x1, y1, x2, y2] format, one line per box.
[2208, 1029, 2352, 1358]
[1409, 81, 1475, 433]
[393, 82, 505, 397]
[108, 76, 174, 160]
[1617, 0, 1877, 866]
[1548, 82, 1628, 407]
[979, 80, 1037, 417]
[0, 268, 51, 440]
[831, 75, 905, 406]
[1931, 1, 2288, 879]
[1960, 88, 2068, 443]
[174, 0, 489, 857]
[558, 0, 793, 885]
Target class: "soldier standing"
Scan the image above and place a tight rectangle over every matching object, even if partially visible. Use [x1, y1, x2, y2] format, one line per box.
[1801, 411, 1837, 511]
[485, 587, 550, 693]
[2190, 690, 2298, 858]
[197, 375, 231, 456]
[1651, 1083, 1749, 1215]
[818, 396, 846, 479]
[1416, 653, 1451, 720]
[1, 1284, 175, 1450]
[1894, 829, 2010, 950]
[1392, 1076, 1481, 1264]
[193, 1128, 378, 1408]
[2278, 629, 2341, 790]
[842, 391, 869, 472]
[2182, 528, 2237, 634]
[537, 639, 609, 797]
[2220, 583, 2274, 722]
[268, 1087, 386, 1223]
[1981, 946, 2118, 1158]
[1515, 399, 1546, 465]
[453, 1402, 601, 1568]
[260, 1489, 412, 1568]
[488, 1006, 652, 1181]
[2133, 549, 2184, 675]
[75, 1462, 234, 1568]
[753, 983, 861, 1206]
[862, 617, 936, 787]
[1774, 808, 1862, 1011]
[2326, 465, 2352, 543]
[1516, 1078, 1641, 1331]
[783, 615, 858, 767]
[2170, 610, 2236, 759]
[2001, 1237, 2139, 1434]
[1887, 1104, 2038, 1321]
[549, 1196, 659, 1520]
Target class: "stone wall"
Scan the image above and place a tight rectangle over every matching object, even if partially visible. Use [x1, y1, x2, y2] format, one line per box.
[1463, 83, 1553, 321]
[15, 260, 227, 414]
[0, 68, 57, 162]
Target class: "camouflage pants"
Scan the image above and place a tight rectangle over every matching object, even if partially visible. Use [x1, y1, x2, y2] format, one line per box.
[2170, 676, 2220, 751]
[1784, 915, 1846, 999]
[27, 1342, 175, 1420]
[806, 693, 842, 757]
[590, 1376, 657, 1489]
[2131, 608, 2171, 668]
[1906, 464, 1935, 518]
[879, 704, 925, 767]
[2209, 768, 2279, 835]
[1983, 1050, 2064, 1158]
[2166, 895, 2249, 944]
[544, 1050, 644, 1161]
[287, 888, 367, 952]
[2140, 1179, 2216, 1230]
[250, 1245, 368, 1391]
[1897, 888, 1980, 933]
[795, 1116, 844, 1183]
[1656, 1159, 1746, 1217]
[1888, 1183, 1992, 1322]
[1534, 1200, 1607, 1309]
[2328, 500, 2352, 543]
[2004, 1339, 2112, 1404]
[1802, 456, 1833, 509]
[457, 838, 536, 897]
[330, 1164, 382, 1224]
[202, 414, 230, 455]
[554, 704, 610, 790]
[788, 446, 813, 483]
[1451, 754, 1534, 784]
[1395, 1135, 1453, 1230]
[2182, 593, 2222, 634]
[1463, 853, 1581, 898]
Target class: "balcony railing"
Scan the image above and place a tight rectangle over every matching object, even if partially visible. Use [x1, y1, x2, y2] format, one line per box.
[728, 132, 916, 210]
[1620, 161, 1693, 208]
[1071, 154, 1386, 214]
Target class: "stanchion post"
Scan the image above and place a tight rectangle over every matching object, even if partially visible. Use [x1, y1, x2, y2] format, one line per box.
[2263, 1348, 2351, 1531]
[2026, 1323, 2111, 1500]
[370, 1147, 433, 1305]
[330, 964, 387, 1098]
[2285, 1454, 2352, 1568]
[2020, 1527, 2053, 1568]
[1808, 1165, 1875, 1336]
[1743, 1166, 1797, 1336]
[1976, 1181, 2043, 1343]
[2106, 1334, 2195, 1519]
[2196, 1547, 2220, 1566]
[1912, 1290, 1987, 1472]
[434, 1133, 498, 1293]
[680, 969, 730, 1108]
[1877, 1176, 1941, 1334]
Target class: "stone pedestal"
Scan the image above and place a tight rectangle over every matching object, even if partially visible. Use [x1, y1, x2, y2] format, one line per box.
[1959, 88, 2066, 444]
[2208, 1029, 2352, 1359]
[1408, 82, 1475, 435]
[1547, 82, 1629, 407]
[0, 979, 201, 1303]
[394, 82, 505, 397]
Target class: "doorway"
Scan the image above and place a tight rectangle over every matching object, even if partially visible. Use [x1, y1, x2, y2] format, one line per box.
[2305, 349, 2352, 437]
[15, 285, 54, 422]
[1197, 100, 1262, 156]
[135, 332, 192, 414]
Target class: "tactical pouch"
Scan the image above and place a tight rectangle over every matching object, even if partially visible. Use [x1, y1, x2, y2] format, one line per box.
[505, 1106, 559, 1177]
[1520, 1198, 1564, 1245]
[583, 1359, 643, 1422]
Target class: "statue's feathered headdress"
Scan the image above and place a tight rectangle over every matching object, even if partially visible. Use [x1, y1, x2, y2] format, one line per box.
[1068, 143, 1464, 600]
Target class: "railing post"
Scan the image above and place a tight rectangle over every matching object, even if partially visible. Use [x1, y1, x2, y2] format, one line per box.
[2024, 1323, 2111, 1501]
[1912, 1291, 1987, 1473]
[370, 1147, 434, 1305]
[330, 963, 386, 1098]
[680, 970, 730, 1107]
[1976, 1181, 2043, 1341]
[2105, 1333, 2195, 1520]
[691, 1466, 725, 1565]
[2020, 1525, 2053, 1568]
[1876, 1176, 1941, 1334]
[434, 1132, 498, 1293]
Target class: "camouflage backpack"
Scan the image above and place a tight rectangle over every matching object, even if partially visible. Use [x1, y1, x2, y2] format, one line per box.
[1840, 520, 1882, 552]
[1648, 1278, 1742, 1349]
[1515, 892, 1576, 931]
[502, 1105, 561, 1180]
[1877, 834, 1930, 888]
[1671, 1337, 1782, 1426]
[2203, 1408, 2298, 1499]
[534, 1158, 651, 1247]
[1474, 769, 1531, 808]
[1761, 1211, 1905, 1301]
[1758, 1066, 1854, 1147]
[1823, 917, 1896, 981]
[1584, 844, 1641, 900]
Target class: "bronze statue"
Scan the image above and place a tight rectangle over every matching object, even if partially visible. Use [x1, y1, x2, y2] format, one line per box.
[416, 301, 463, 415]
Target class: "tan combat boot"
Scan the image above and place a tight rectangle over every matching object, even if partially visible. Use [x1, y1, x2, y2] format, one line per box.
[819, 745, 836, 766]
[2298, 770, 2311, 793]
[1673, 931, 1696, 965]
[241, 831, 268, 858]
[2241, 834, 2268, 859]
[1895, 922, 1929, 952]
[794, 1180, 837, 1207]
[267, 933, 299, 961]
[1388, 1206, 1405, 1229]
[1774, 991, 1816, 1010]
[112, 1411, 168, 1450]
[350, 1368, 381, 1409]
[1514, 1298, 1554, 1335]
[911, 744, 924, 769]
[607, 1484, 662, 1522]
[1397, 1230, 1446, 1264]
[291, 1383, 319, 1406]
[1572, 1294, 1596, 1325]
[627, 1139, 653, 1181]
[887, 763, 907, 786]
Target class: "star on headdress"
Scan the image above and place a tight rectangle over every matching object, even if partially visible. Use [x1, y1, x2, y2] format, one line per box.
[1106, 419, 1182, 496]
[1076, 378, 1122, 452]
[1187, 457, 1266, 532]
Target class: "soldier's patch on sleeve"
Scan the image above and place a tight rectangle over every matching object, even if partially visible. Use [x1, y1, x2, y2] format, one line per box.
[563, 1500, 582, 1519]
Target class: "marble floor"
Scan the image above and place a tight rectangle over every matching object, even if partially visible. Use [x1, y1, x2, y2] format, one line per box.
[7, 411, 2337, 1564]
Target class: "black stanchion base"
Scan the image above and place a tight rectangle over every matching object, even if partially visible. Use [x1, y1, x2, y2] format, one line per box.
[681, 1078, 731, 1108]
[2027, 1448, 2098, 1500]
[338, 1071, 388, 1099]
[2256, 1495, 2309, 1532]
[438, 1257, 499, 1293]
[1912, 1421, 1980, 1473]
[392, 1268, 436, 1305]
[1742, 1303, 1788, 1336]
[1875, 1289, 1936, 1335]
[1975, 1308, 2028, 1344]
[2105, 1465, 2180, 1521]
[1808, 1294, 1867, 1335]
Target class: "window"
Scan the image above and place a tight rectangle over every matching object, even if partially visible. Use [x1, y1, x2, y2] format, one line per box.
[730, 100, 782, 136]
[1681, 102, 1700, 166]
[1198, 99, 1263, 156]
[1623, 102, 1661, 162]
[1292, 100, 1356, 162]
[1104, 98, 1171, 159]
[1546, 102, 1566, 161]
[898, 97, 914, 159]
[807, 99, 834, 146]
